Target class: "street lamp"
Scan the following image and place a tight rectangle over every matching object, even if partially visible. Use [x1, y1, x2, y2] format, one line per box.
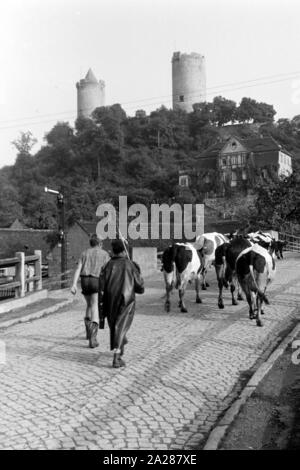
[44, 186, 67, 288]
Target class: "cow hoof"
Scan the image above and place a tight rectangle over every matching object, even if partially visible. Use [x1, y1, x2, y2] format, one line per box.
[232, 300, 238, 306]
[261, 309, 265, 315]
[218, 302, 224, 309]
[249, 313, 255, 320]
[202, 285, 207, 291]
[181, 307, 188, 313]
[196, 297, 202, 304]
[237, 294, 243, 301]
[206, 282, 210, 288]
[256, 319, 263, 327]
[165, 303, 170, 312]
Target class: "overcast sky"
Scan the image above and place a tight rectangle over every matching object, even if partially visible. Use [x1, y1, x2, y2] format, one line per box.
[0, 0, 300, 168]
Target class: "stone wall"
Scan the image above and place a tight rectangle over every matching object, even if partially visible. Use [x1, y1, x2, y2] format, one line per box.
[132, 247, 158, 277]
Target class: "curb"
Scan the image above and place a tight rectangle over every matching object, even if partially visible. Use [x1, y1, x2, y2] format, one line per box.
[0, 298, 74, 329]
[203, 321, 300, 450]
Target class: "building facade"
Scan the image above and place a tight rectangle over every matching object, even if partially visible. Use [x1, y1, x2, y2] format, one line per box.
[179, 135, 293, 194]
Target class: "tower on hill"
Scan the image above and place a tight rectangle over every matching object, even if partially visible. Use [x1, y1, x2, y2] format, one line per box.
[76, 68, 105, 119]
[172, 51, 206, 112]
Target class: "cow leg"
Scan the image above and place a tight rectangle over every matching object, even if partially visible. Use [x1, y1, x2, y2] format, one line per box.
[230, 273, 238, 306]
[255, 273, 268, 326]
[179, 288, 188, 313]
[256, 294, 263, 327]
[237, 283, 244, 301]
[164, 283, 172, 312]
[163, 271, 174, 313]
[195, 276, 202, 304]
[230, 282, 238, 306]
[215, 264, 225, 309]
[201, 267, 207, 290]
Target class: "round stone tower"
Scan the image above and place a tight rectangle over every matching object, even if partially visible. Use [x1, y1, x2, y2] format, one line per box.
[172, 51, 206, 112]
[76, 68, 105, 119]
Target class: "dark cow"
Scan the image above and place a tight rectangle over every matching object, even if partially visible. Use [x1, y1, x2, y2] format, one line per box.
[215, 236, 252, 309]
[274, 240, 286, 259]
[162, 242, 202, 313]
[236, 244, 276, 327]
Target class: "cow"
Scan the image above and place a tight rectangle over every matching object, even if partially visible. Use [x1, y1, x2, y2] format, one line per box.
[215, 236, 252, 309]
[274, 240, 286, 259]
[246, 231, 276, 255]
[194, 232, 229, 290]
[162, 242, 202, 313]
[236, 244, 276, 327]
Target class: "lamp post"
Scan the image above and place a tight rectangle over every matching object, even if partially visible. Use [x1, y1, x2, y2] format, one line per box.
[44, 187, 67, 288]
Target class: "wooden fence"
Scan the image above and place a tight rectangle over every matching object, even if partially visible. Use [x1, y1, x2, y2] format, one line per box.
[0, 250, 42, 299]
[278, 232, 300, 252]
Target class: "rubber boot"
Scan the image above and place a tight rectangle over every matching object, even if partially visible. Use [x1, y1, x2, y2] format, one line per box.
[89, 322, 99, 348]
[84, 317, 91, 340]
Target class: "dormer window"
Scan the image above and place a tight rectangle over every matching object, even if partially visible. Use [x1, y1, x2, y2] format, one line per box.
[231, 141, 237, 149]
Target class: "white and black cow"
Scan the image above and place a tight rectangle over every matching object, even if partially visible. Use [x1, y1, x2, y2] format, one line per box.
[236, 244, 276, 327]
[194, 232, 229, 290]
[247, 231, 276, 254]
[162, 242, 202, 313]
[215, 236, 252, 309]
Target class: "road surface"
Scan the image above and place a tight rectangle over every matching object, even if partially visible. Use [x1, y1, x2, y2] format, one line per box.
[0, 253, 299, 450]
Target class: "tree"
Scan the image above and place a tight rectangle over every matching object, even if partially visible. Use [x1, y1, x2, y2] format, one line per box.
[212, 96, 236, 126]
[11, 131, 37, 155]
[236, 98, 276, 124]
[254, 173, 300, 230]
[45, 122, 74, 146]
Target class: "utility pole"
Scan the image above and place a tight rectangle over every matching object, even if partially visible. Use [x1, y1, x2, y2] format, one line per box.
[45, 187, 67, 289]
[57, 192, 67, 288]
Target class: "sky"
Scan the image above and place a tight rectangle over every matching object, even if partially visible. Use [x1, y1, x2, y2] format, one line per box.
[0, 0, 300, 168]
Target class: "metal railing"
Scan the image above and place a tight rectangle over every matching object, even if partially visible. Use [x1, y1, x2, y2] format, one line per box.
[0, 250, 42, 300]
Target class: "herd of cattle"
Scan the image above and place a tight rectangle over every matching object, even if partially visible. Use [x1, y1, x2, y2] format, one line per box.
[161, 232, 286, 327]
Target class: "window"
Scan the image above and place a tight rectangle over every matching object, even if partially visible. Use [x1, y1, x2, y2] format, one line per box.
[179, 95, 184, 102]
[179, 175, 189, 187]
[222, 157, 227, 166]
[231, 141, 237, 149]
[242, 170, 247, 180]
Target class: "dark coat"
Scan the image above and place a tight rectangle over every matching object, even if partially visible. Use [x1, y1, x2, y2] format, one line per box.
[99, 254, 144, 350]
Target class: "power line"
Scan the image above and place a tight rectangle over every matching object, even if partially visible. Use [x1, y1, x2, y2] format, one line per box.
[0, 71, 299, 131]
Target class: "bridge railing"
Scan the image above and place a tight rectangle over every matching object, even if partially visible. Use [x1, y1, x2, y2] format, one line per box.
[278, 232, 300, 252]
[0, 250, 42, 299]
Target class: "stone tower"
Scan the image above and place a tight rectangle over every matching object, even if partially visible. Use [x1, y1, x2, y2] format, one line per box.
[172, 52, 206, 112]
[76, 68, 105, 119]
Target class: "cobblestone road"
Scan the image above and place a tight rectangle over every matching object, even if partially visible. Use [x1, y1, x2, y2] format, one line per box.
[0, 253, 299, 450]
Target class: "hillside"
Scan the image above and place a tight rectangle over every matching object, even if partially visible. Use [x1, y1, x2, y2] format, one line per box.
[0, 97, 299, 233]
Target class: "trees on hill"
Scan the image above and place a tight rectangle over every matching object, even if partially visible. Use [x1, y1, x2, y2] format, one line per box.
[1, 97, 299, 233]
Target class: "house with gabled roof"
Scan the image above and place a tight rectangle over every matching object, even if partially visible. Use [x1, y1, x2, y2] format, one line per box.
[179, 135, 293, 194]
